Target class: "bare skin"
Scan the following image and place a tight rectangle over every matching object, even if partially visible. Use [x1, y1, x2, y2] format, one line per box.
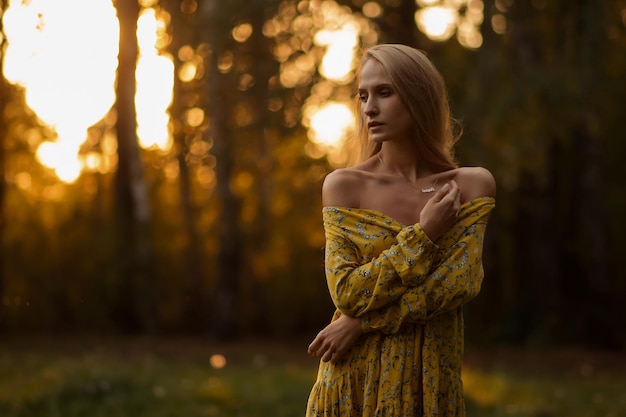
[307, 58, 496, 364]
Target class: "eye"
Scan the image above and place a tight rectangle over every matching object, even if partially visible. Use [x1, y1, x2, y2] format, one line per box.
[358, 93, 368, 102]
[379, 87, 392, 97]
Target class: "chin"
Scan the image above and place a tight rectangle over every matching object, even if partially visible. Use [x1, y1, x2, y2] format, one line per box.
[369, 136, 388, 144]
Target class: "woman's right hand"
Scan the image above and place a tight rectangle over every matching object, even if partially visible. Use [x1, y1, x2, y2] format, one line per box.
[308, 314, 363, 363]
[419, 180, 461, 242]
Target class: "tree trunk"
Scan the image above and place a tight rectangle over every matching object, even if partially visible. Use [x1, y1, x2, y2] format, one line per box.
[114, 0, 157, 333]
[240, 3, 276, 334]
[165, 2, 206, 331]
[0, 3, 8, 332]
[199, 0, 242, 340]
[573, 0, 623, 349]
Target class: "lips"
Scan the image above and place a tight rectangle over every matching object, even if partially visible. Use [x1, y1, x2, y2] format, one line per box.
[368, 121, 383, 129]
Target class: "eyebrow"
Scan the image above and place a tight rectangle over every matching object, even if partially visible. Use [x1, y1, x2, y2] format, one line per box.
[357, 83, 393, 92]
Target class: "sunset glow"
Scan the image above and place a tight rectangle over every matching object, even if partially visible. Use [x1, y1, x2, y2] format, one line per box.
[2, 0, 173, 183]
[1, 0, 483, 182]
[305, 102, 354, 148]
[3, 0, 119, 183]
[304, 2, 366, 157]
[415, 0, 484, 48]
[415, 6, 458, 41]
[314, 21, 360, 84]
[136, 8, 174, 151]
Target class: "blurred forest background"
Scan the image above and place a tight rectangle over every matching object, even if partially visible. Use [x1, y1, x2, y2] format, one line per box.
[0, 0, 624, 352]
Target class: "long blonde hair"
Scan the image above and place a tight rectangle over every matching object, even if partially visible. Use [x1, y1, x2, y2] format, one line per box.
[348, 44, 460, 170]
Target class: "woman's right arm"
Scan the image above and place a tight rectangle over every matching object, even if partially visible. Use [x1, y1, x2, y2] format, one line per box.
[322, 170, 450, 316]
[324, 219, 437, 316]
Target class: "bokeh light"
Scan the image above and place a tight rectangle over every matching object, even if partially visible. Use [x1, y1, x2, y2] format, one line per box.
[314, 21, 360, 84]
[210, 354, 227, 369]
[415, 6, 458, 41]
[415, 0, 485, 49]
[305, 102, 354, 148]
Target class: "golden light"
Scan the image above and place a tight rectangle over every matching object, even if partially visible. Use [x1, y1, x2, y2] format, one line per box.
[136, 8, 174, 150]
[416, 0, 440, 6]
[295, 1, 375, 159]
[362, 2, 383, 19]
[415, 6, 458, 41]
[232, 22, 253, 43]
[491, 14, 507, 34]
[218, 51, 234, 73]
[304, 102, 354, 148]
[35, 141, 82, 183]
[15, 172, 32, 190]
[457, 0, 484, 48]
[209, 354, 227, 369]
[467, 0, 484, 24]
[179, 62, 196, 82]
[185, 107, 205, 128]
[314, 21, 360, 84]
[2, 0, 119, 183]
[457, 20, 483, 49]
[178, 47, 199, 83]
[414, 0, 484, 48]
[2, 0, 174, 183]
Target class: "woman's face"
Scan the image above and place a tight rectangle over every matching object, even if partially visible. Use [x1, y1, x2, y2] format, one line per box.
[358, 58, 413, 145]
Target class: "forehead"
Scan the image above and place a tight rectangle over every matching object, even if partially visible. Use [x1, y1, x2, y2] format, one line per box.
[358, 58, 392, 88]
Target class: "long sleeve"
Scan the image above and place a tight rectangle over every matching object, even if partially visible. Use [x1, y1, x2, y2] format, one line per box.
[360, 199, 494, 334]
[323, 208, 438, 317]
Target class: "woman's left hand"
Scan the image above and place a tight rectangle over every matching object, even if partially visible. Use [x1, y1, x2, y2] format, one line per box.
[307, 314, 363, 363]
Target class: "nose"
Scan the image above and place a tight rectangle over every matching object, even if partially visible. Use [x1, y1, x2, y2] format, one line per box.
[363, 97, 378, 116]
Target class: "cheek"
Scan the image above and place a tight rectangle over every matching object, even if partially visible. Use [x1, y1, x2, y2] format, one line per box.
[391, 100, 411, 120]
[396, 107, 413, 130]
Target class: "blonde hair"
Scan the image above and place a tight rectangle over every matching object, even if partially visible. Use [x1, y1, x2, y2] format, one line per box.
[348, 44, 460, 170]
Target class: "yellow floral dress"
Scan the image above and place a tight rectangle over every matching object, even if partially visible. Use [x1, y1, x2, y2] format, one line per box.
[306, 197, 495, 417]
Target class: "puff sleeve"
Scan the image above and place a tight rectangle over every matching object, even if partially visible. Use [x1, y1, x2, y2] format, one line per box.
[323, 208, 438, 317]
[360, 198, 495, 334]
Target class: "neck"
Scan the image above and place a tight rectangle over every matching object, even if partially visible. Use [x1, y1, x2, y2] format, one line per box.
[376, 150, 440, 193]
[377, 144, 434, 181]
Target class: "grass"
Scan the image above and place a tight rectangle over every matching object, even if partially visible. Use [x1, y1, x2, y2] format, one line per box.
[0, 336, 624, 417]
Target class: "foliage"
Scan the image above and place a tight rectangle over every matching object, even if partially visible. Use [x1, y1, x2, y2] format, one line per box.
[0, 338, 625, 417]
[0, 0, 625, 349]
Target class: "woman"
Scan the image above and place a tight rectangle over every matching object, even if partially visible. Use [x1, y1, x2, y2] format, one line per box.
[305, 44, 496, 416]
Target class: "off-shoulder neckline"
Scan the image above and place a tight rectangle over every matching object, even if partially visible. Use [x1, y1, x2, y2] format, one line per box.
[323, 196, 495, 227]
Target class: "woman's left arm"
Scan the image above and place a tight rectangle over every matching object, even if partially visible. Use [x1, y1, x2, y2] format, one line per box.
[360, 203, 493, 334]
[360, 168, 496, 334]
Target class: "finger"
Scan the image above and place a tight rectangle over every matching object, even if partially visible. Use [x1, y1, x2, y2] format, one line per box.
[308, 337, 321, 355]
[316, 341, 331, 358]
[440, 187, 459, 204]
[443, 180, 460, 198]
[431, 182, 451, 202]
[446, 181, 459, 195]
[321, 347, 334, 362]
[330, 349, 345, 364]
[310, 337, 330, 358]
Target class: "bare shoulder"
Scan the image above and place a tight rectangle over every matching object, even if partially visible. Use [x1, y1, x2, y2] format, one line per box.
[322, 168, 365, 208]
[454, 166, 496, 202]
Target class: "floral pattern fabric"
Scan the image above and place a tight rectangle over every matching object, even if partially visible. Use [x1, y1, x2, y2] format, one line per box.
[306, 197, 495, 417]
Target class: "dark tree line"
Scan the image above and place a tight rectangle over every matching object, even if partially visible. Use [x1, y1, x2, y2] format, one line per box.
[0, 0, 624, 349]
